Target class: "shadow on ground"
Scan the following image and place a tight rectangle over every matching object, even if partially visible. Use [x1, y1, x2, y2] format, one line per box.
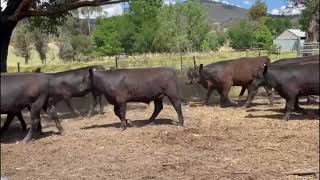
[245, 110, 319, 121]
[81, 118, 176, 130]
[1, 124, 60, 144]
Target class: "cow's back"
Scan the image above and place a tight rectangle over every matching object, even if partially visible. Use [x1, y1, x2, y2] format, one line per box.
[202, 57, 269, 86]
[271, 55, 319, 66]
[0, 73, 49, 112]
[93, 68, 178, 103]
[268, 64, 319, 95]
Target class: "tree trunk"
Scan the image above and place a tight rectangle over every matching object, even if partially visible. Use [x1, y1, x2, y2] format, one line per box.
[306, 5, 319, 42]
[0, 16, 18, 72]
[24, 56, 28, 64]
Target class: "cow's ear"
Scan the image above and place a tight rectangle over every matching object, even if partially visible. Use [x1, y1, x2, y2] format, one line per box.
[199, 64, 204, 72]
[263, 65, 268, 75]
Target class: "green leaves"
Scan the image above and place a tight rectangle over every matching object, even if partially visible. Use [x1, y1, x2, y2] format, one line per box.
[92, 0, 210, 54]
[93, 17, 124, 56]
[11, 24, 32, 64]
[153, 1, 209, 52]
[248, 0, 267, 21]
[228, 21, 255, 50]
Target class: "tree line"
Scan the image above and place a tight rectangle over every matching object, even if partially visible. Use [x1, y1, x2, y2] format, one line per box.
[9, 0, 316, 64]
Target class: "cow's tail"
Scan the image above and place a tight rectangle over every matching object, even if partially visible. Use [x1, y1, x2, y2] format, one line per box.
[89, 68, 95, 88]
[264, 56, 271, 66]
[171, 69, 188, 104]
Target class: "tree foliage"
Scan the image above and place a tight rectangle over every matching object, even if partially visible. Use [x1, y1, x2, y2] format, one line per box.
[264, 17, 292, 37]
[11, 24, 32, 64]
[248, 0, 267, 21]
[93, 17, 124, 56]
[228, 21, 255, 49]
[32, 29, 48, 64]
[291, 0, 319, 42]
[253, 24, 273, 49]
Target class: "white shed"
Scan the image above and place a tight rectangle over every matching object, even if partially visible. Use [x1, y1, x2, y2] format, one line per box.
[273, 29, 306, 51]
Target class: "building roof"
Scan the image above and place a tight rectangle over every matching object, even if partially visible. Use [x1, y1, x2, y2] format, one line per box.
[287, 29, 306, 37]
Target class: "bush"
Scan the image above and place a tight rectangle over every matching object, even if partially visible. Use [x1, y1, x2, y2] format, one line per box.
[228, 21, 255, 50]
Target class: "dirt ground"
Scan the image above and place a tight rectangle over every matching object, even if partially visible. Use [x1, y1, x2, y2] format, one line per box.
[1, 97, 319, 180]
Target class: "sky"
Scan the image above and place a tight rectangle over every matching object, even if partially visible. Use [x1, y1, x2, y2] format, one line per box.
[0, 0, 303, 17]
[100, 0, 303, 17]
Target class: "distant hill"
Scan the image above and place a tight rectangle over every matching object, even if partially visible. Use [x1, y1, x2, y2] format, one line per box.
[198, 0, 300, 30]
[200, 0, 248, 23]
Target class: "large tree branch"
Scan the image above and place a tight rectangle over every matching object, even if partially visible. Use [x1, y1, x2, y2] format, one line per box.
[25, 0, 126, 18]
[9, 0, 33, 21]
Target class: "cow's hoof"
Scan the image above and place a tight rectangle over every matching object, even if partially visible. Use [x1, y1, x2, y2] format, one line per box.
[57, 129, 64, 135]
[20, 138, 31, 144]
[177, 122, 184, 127]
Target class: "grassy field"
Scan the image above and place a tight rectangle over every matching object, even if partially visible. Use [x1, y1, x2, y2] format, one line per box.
[7, 46, 297, 72]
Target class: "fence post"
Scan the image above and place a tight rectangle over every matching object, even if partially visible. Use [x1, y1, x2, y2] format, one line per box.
[115, 56, 118, 69]
[193, 56, 196, 68]
[258, 49, 261, 56]
[180, 53, 183, 70]
[17, 62, 20, 72]
[246, 49, 248, 57]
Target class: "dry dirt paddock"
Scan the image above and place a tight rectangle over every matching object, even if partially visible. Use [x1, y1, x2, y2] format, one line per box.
[1, 98, 319, 180]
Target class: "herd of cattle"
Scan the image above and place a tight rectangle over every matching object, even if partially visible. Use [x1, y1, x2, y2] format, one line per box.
[0, 54, 319, 143]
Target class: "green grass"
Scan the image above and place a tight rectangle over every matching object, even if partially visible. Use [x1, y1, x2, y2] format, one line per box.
[7, 47, 297, 72]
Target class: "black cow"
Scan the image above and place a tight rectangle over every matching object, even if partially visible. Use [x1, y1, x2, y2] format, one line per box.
[271, 54, 319, 66]
[0, 73, 63, 143]
[187, 56, 273, 107]
[83, 68, 184, 130]
[45, 66, 105, 117]
[187, 65, 249, 103]
[248, 64, 319, 120]
[1, 66, 105, 135]
[243, 55, 319, 108]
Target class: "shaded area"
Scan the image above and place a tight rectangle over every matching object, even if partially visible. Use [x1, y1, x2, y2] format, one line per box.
[81, 118, 176, 130]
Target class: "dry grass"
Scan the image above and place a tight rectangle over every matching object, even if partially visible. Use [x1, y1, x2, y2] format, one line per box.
[1, 97, 319, 180]
[7, 47, 297, 72]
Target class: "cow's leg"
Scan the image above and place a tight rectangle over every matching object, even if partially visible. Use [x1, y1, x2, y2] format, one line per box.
[218, 84, 237, 107]
[16, 112, 27, 132]
[88, 94, 104, 117]
[48, 104, 64, 135]
[264, 86, 274, 106]
[119, 104, 127, 130]
[87, 93, 98, 117]
[167, 95, 184, 126]
[238, 86, 247, 103]
[243, 84, 259, 108]
[148, 98, 163, 124]
[98, 95, 104, 115]
[21, 95, 47, 143]
[114, 104, 128, 130]
[294, 96, 305, 113]
[204, 87, 214, 105]
[63, 99, 82, 117]
[283, 96, 296, 121]
[0, 113, 16, 134]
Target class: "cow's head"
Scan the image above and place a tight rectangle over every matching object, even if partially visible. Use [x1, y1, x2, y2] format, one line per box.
[80, 68, 96, 91]
[251, 64, 268, 90]
[32, 67, 41, 73]
[186, 67, 200, 85]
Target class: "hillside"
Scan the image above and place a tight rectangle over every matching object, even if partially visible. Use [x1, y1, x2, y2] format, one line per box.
[198, 0, 300, 30]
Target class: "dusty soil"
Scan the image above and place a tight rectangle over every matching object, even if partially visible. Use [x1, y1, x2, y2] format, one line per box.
[1, 98, 319, 180]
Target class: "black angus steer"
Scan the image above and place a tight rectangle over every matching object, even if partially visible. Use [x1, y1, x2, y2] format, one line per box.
[243, 55, 319, 108]
[0, 73, 63, 143]
[188, 56, 273, 107]
[85, 68, 184, 130]
[45, 66, 105, 117]
[1, 66, 105, 135]
[251, 64, 319, 120]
